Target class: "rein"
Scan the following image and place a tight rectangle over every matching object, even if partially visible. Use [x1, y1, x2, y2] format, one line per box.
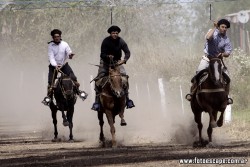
[59, 77, 74, 99]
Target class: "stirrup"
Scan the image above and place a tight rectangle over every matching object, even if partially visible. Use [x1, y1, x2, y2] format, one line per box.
[78, 90, 88, 101]
[91, 102, 100, 111]
[227, 98, 233, 105]
[126, 99, 135, 109]
[42, 96, 52, 106]
[185, 94, 192, 101]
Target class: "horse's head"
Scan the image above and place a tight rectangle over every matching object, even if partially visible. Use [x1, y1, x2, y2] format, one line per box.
[208, 58, 223, 85]
[108, 65, 125, 98]
[59, 75, 75, 100]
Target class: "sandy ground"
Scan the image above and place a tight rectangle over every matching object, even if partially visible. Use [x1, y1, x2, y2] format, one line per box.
[0, 126, 249, 167]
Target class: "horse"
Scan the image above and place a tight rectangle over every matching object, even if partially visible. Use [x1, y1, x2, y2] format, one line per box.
[97, 61, 127, 148]
[190, 57, 229, 147]
[49, 71, 77, 142]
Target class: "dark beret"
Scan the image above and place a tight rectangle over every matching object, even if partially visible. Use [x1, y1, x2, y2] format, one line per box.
[217, 19, 230, 28]
[50, 29, 62, 36]
[107, 25, 121, 33]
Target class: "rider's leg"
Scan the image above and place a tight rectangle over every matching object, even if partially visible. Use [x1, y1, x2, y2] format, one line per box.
[186, 56, 209, 101]
[47, 64, 56, 95]
[120, 65, 135, 109]
[61, 63, 81, 94]
[91, 60, 108, 111]
[91, 85, 101, 111]
[124, 81, 135, 109]
[42, 64, 56, 106]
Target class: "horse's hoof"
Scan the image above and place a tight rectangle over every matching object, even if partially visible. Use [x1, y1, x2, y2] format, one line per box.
[217, 121, 223, 127]
[52, 138, 61, 142]
[120, 119, 127, 126]
[63, 121, 69, 126]
[211, 121, 217, 128]
[99, 136, 105, 142]
[193, 140, 208, 148]
[206, 142, 216, 148]
[68, 139, 74, 143]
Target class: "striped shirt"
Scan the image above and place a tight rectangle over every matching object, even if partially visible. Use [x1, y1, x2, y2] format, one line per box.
[48, 41, 72, 66]
[204, 29, 232, 57]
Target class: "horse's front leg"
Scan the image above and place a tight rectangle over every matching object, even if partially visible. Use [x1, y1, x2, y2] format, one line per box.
[67, 107, 74, 141]
[98, 110, 105, 144]
[119, 97, 127, 126]
[60, 106, 69, 126]
[50, 103, 59, 141]
[207, 111, 218, 142]
[106, 110, 116, 148]
[193, 111, 208, 147]
[208, 109, 217, 128]
[217, 111, 225, 127]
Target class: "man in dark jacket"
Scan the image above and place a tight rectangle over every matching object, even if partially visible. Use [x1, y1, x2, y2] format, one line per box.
[91, 25, 135, 111]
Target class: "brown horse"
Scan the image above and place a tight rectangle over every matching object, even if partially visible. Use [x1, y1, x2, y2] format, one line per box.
[98, 62, 127, 148]
[190, 58, 228, 147]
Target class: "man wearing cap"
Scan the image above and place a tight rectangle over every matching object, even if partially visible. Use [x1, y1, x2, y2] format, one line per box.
[91, 25, 135, 111]
[42, 29, 81, 106]
[186, 19, 233, 104]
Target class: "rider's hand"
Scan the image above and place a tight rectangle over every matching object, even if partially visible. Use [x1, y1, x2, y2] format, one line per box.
[118, 59, 126, 65]
[56, 65, 61, 70]
[108, 55, 114, 59]
[213, 21, 218, 28]
[69, 53, 75, 59]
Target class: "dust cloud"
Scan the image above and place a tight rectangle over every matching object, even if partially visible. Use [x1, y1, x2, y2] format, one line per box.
[0, 3, 233, 146]
[0, 56, 213, 146]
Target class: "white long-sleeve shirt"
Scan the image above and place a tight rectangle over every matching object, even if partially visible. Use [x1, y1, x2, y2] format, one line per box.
[48, 41, 72, 66]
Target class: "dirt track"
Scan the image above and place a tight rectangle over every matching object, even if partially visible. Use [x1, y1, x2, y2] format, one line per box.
[0, 134, 249, 167]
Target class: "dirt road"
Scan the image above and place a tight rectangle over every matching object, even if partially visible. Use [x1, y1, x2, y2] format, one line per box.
[0, 133, 249, 167]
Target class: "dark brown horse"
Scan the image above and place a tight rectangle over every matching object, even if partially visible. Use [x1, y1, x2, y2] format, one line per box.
[49, 72, 77, 142]
[190, 58, 228, 147]
[98, 62, 127, 148]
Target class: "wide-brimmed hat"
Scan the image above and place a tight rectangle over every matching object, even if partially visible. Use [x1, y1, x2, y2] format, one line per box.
[50, 29, 62, 36]
[217, 19, 230, 28]
[107, 25, 121, 33]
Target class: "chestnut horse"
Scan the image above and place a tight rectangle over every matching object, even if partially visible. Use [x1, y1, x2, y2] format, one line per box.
[97, 62, 127, 148]
[190, 58, 228, 147]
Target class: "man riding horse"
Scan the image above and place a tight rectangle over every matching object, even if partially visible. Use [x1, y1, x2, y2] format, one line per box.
[186, 19, 233, 105]
[91, 25, 135, 111]
[42, 29, 85, 106]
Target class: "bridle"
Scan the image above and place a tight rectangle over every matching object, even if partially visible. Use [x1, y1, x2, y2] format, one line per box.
[102, 58, 124, 97]
[59, 76, 75, 100]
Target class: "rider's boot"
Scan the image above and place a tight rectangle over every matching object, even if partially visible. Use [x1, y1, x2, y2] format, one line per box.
[91, 93, 101, 111]
[42, 85, 53, 106]
[73, 81, 88, 100]
[125, 92, 135, 109]
[225, 83, 233, 105]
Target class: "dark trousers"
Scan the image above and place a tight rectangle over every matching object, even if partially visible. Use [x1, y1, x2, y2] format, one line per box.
[48, 62, 77, 86]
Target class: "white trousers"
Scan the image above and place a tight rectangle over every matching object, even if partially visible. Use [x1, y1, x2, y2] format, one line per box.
[196, 55, 229, 75]
[196, 55, 209, 74]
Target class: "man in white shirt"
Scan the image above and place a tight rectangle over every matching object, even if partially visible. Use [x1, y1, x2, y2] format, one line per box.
[42, 29, 81, 105]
